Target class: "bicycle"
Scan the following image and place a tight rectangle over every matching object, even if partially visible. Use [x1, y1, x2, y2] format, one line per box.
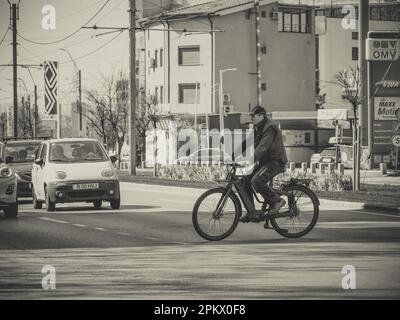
[192, 162, 320, 241]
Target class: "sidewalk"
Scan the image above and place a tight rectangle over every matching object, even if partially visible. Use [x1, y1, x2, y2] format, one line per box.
[118, 171, 400, 213]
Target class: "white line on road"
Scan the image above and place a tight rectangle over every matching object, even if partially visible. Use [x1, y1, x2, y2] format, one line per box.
[38, 217, 70, 224]
[316, 221, 400, 229]
[349, 210, 400, 219]
[94, 227, 107, 231]
[116, 232, 131, 236]
[73, 224, 88, 228]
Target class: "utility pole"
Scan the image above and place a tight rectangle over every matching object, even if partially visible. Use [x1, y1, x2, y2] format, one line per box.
[78, 70, 82, 132]
[129, 0, 137, 175]
[11, 0, 18, 138]
[355, 0, 369, 190]
[34, 84, 38, 136]
[255, 0, 262, 106]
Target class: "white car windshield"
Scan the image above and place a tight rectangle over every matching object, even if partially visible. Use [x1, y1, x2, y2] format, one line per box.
[49, 141, 108, 163]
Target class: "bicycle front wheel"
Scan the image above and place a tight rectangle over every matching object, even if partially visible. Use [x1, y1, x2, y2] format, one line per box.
[192, 188, 241, 241]
[270, 184, 319, 238]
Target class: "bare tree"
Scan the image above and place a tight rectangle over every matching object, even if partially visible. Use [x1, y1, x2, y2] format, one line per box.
[0, 112, 7, 139]
[84, 71, 129, 168]
[136, 95, 162, 167]
[335, 67, 361, 126]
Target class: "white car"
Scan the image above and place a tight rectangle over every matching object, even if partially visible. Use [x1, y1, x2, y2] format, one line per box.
[31, 138, 120, 212]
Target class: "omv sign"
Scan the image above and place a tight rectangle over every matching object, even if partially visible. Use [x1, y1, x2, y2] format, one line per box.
[366, 38, 400, 61]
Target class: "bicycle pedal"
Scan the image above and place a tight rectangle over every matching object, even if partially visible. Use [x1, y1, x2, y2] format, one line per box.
[264, 219, 273, 229]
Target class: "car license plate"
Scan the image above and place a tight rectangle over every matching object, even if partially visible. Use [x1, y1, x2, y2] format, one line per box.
[73, 183, 99, 190]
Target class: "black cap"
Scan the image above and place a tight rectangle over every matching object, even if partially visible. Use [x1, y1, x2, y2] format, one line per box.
[250, 105, 266, 115]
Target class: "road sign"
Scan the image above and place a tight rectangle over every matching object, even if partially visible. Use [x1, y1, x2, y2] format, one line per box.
[44, 61, 58, 115]
[392, 134, 400, 147]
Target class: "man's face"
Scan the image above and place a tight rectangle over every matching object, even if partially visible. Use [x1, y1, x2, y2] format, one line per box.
[251, 113, 264, 126]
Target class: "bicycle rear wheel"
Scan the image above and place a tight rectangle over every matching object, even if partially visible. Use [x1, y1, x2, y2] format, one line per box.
[270, 184, 319, 238]
[192, 188, 241, 241]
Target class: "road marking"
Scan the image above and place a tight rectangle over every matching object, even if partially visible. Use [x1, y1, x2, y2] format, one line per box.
[350, 210, 400, 219]
[316, 221, 400, 229]
[116, 232, 131, 236]
[94, 227, 107, 231]
[73, 224, 88, 228]
[38, 217, 70, 224]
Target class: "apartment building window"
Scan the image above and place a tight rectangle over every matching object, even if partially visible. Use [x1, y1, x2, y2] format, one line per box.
[155, 87, 159, 102]
[278, 10, 310, 33]
[179, 84, 200, 104]
[178, 46, 200, 66]
[352, 32, 358, 40]
[305, 132, 311, 144]
[160, 49, 163, 67]
[160, 86, 164, 104]
[352, 47, 358, 61]
[155, 50, 158, 68]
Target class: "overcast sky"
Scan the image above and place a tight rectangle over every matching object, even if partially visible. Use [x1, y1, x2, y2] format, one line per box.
[0, 0, 131, 114]
[0, 0, 388, 114]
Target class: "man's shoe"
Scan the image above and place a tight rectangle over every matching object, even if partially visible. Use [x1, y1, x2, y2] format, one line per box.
[269, 198, 286, 215]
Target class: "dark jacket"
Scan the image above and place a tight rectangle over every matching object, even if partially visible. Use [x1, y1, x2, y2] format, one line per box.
[253, 118, 288, 165]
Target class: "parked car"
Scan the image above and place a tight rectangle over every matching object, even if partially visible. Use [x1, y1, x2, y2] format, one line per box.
[177, 148, 232, 164]
[31, 138, 120, 212]
[0, 138, 43, 197]
[311, 147, 339, 166]
[0, 159, 18, 218]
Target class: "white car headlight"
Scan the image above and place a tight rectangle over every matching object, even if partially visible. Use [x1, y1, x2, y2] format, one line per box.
[101, 169, 115, 178]
[55, 171, 67, 180]
[0, 167, 13, 178]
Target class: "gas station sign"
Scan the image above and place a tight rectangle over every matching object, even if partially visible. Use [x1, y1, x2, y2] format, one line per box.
[366, 38, 400, 61]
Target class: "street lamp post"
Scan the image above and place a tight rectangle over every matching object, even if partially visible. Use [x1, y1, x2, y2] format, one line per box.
[219, 68, 237, 159]
[8, 0, 19, 138]
[60, 48, 82, 134]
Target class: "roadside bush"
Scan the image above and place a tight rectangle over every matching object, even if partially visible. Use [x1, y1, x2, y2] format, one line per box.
[158, 165, 353, 191]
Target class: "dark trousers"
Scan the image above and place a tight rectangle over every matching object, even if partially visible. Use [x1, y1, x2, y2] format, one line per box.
[244, 161, 286, 206]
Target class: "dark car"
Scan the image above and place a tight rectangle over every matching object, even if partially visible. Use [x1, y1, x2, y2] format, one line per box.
[0, 139, 44, 197]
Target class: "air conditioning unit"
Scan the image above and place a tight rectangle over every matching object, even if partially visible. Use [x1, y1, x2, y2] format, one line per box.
[270, 10, 279, 20]
[223, 93, 231, 103]
[224, 105, 234, 114]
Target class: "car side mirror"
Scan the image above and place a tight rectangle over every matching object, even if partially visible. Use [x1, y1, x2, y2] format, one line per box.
[110, 155, 117, 163]
[5, 156, 13, 164]
[34, 158, 44, 166]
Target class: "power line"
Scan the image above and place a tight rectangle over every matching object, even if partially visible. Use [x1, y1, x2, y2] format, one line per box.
[59, 31, 125, 65]
[0, 28, 9, 47]
[17, 0, 111, 45]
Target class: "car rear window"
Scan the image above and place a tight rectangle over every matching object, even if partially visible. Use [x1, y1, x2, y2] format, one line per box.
[321, 149, 336, 156]
[3, 143, 39, 163]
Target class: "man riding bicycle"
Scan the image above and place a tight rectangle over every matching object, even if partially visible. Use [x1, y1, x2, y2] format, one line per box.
[239, 105, 288, 222]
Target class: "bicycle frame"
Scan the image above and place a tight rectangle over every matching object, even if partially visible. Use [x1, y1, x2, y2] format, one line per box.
[217, 165, 295, 219]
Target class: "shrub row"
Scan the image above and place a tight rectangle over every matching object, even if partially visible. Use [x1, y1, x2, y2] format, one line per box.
[158, 165, 353, 191]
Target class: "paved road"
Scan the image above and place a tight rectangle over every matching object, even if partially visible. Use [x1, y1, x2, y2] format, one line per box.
[0, 182, 399, 299]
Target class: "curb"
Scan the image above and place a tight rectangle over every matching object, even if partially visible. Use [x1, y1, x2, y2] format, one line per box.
[318, 199, 400, 213]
